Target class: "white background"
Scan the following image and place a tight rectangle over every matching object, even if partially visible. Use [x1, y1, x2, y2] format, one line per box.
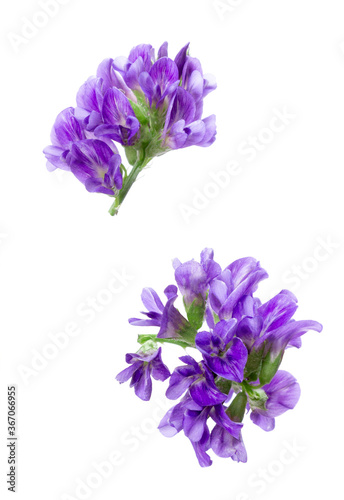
[1, 0, 343, 499]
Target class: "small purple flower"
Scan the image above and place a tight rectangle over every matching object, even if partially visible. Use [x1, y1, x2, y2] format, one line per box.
[97, 58, 136, 102]
[95, 88, 140, 146]
[209, 258, 268, 320]
[162, 88, 216, 149]
[157, 290, 195, 342]
[166, 356, 227, 407]
[173, 247, 221, 309]
[66, 139, 123, 195]
[159, 393, 243, 467]
[123, 44, 155, 91]
[258, 319, 322, 361]
[158, 394, 213, 467]
[250, 371, 301, 431]
[129, 285, 195, 342]
[43, 107, 86, 171]
[128, 287, 166, 327]
[116, 346, 170, 401]
[139, 57, 180, 108]
[76, 77, 105, 131]
[211, 426, 247, 462]
[195, 319, 248, 382]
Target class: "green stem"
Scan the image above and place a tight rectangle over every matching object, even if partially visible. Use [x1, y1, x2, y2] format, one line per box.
[137, 333, 194, 349]
[108, 156, 151, 216]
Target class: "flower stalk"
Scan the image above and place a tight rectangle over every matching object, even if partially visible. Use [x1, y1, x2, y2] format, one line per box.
[108, 155, 151, 215]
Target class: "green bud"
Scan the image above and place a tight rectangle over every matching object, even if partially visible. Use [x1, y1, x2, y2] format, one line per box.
[242, 381, 268, 411]
[139, 339, 158, 354]
[227, 391, 247, 423]
[247, 387, 268, 412]
[125, 146, 138, 166]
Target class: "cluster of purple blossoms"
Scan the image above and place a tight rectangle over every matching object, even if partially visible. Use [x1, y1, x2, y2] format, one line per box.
[43, 42, 216, 215]
[116, 249, 322, 467]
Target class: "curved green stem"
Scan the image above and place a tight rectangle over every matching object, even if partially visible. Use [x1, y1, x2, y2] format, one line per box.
[108, 156, 151, 216]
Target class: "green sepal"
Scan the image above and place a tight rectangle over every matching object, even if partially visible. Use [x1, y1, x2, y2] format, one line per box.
[259, 350, 283, 386]
[138, 339, 158, 354]
[125, 147, 138, 166]
[213, 312, 220, 325]
[184, 295, 206, 331]
[128, 99, 149, 125]
[247, 389, 268, 412]
[227, 391, 247, 423]
[137, 333, 191, 349]
[215, 377, 232, 395]
[244, 345, 265, 382]
[176, 319, 198, 345]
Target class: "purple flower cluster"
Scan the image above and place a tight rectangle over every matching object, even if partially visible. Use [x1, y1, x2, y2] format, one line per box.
[116, 249, 322, 467]
[43, 43, 216, 214]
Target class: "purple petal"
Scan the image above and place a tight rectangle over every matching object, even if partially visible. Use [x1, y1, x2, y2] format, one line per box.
[151, 348, 170, 381]
[149, 57, 179, 97]
[128, 44, 154, 71]
[138, 72, 155, 105]
[258, 320, 323, 358]
[186, 70, 204, 102]
[102, 87, 135, 126]
[191, 426, 212, 467]
[158, 407, 180, 437]
[132, 364, 152, 401]
[157, 294, 191, 340]
[258, 290, 298, 333]
[209, 279, 228, 314]
[205, 338, 248, 383]
[168, 87, 196, 126]
[203, 73, 217, 97]
[115, 361, 140, 383]
[184, 407, 210, 442]
[211, 427, 247, 462]
[250, 412, 275, 431]
[183, 120, 206, 147]
[195, 330, 213, 356]
[158, 41, 168, 59]
[219, 268, 269, 319]
[76, 77, 103, 114]
[214, 318, 237, 346]
[189, 376, 227, 407]
[210, 405, 243, 439]
[174, 43, 190, 77]
[236, 316, 263, 347]
[166, 371, 195, 400]
[50, 107, 85, 149]
[200, 115, 217, 147]
[141, 287, 164, 314]
[264, 370, 301, 417]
